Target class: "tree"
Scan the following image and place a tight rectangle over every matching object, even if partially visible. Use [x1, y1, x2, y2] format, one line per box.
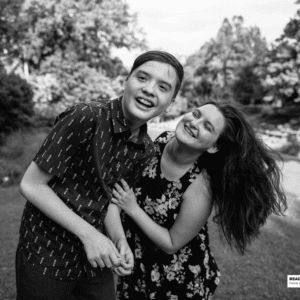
[262, 2, 300, 106]
[0, 72, 34, 142]
[232, 65, 265, 105]
[18, 0, 146, 75]
[1, 0, 147, 116]
[0, 0, 25, 70]
[182, 16, 268, 108]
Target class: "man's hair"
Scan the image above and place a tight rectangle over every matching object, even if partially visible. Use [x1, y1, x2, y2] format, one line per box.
[128, 50, 184, 98]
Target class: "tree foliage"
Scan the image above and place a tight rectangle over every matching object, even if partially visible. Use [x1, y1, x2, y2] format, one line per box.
[232, 65, 265, 105]
[0, 72, 34, 141]
[262, 4, 300, 106]
[18, 0, 145, 73]
[1, 0, 146, 116]
[0, 0, 25, 60]
[182, 16, 268, 108]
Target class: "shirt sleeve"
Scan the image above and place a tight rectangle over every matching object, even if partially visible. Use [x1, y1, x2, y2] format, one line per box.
[33, 103, 97, 178]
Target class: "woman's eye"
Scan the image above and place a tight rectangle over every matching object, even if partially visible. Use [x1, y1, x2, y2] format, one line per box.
[159, 85, 167, 92]
[192, 110, 200, 118]
[138, 76, 146, 81]
[205, 124, 211, 132]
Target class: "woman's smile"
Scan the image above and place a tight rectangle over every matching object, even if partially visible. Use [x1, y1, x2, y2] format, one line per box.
[184, 124, 196, 138]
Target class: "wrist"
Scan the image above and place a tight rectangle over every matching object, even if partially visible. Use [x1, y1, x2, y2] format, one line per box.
[77, 224, 98, 244]
[127, 204, 141, 219]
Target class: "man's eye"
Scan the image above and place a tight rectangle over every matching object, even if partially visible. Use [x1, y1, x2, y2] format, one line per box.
[159, 85, 168, 92]
[138, 76, 146, 81]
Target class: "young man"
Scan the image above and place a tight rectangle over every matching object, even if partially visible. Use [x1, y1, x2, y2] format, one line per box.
[15, 50, 184, 300]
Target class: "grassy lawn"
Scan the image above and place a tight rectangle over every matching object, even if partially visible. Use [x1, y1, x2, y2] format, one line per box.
[1, 184, 299, 299]
[1, 128, 300, 299]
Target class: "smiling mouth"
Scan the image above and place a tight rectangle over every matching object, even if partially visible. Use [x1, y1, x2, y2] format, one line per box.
[136, 97, 154, 108]
[184, 125, 196, 138]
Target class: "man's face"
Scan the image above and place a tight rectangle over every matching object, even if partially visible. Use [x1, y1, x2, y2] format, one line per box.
[122, 60, 178, 130]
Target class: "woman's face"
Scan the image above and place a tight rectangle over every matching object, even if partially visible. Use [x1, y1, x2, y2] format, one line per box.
[175, 104, 225, 154]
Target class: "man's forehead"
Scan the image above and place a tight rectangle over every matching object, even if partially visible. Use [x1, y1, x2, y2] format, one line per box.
[134, 61, 177, 80]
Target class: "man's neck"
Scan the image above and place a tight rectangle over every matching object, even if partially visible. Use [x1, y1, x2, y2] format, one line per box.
[128, 127, 140, 142]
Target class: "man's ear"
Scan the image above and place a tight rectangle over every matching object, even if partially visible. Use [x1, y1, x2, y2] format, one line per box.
[207, 145, 219, 154]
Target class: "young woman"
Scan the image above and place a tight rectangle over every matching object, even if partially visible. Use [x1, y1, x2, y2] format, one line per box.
[111, 101, 287, 300]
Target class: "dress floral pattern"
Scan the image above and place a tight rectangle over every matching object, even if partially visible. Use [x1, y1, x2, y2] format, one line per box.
[117, 131, 220, 300]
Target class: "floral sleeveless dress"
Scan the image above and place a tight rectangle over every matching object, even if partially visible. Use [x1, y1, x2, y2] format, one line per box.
[117, 131, 220, 300]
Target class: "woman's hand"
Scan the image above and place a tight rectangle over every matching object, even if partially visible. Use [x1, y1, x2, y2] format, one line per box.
[111, 179, 138, 215]
[112, 238, 134, 276]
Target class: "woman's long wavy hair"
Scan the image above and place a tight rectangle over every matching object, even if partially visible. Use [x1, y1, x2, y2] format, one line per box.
[199, 101, 287, 254]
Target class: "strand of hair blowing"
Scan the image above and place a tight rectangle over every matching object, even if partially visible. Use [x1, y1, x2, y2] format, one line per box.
[200, 102, 287, 254]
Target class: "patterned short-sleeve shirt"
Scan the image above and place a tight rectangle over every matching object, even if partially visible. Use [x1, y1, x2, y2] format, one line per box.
[18, 97, 155, 280]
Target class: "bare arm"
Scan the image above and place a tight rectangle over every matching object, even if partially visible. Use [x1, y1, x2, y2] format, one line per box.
[104, 203, 134, 275]
[20, 161, 122, 268]
[111, 176, 212, 254]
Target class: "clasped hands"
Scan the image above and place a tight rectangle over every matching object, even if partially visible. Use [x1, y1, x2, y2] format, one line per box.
[82, 179, 136, 275]
[81, 226, 133, 276]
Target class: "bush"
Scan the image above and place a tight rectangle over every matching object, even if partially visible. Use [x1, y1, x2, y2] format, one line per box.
[0, 128, 48, 187]
[0, 72, 34, 143]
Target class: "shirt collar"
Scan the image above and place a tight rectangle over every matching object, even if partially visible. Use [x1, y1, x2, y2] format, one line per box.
[109, 97, 151, 149]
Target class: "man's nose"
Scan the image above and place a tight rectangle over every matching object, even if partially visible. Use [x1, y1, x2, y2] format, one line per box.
[142, 82, 155, 96]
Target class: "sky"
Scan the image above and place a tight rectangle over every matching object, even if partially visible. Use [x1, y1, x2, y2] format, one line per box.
[115, 0, 299, 67]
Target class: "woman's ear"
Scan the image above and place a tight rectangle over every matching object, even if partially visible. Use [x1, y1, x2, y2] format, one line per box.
[207, 145, 219, 154]
[165, 101, 174, 113]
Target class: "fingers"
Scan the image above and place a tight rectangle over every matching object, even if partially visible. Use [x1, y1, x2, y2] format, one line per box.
[109, 240, 123, 267]
[112, 188, 121, 199]
[125, 252, 134, 268]
[92, 258, 105, 268]
[101, 254, 122, 269]
[114, 254, 134, 276]
[113, 266, 132, 276]
[88, 259, 99, 268]
[89, 251, 122, 269]
[114, 183, 124, 195]
[110, 197, 118, 204]
[85, 235, 122, 269]
[115, 179, 130, 193]
[120, 178, 130, 190]
[116, 267, 132, 276]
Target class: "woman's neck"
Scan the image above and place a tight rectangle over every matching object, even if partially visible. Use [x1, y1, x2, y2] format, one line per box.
[164, 137, 202, 166]
[160, 138, 201, 181]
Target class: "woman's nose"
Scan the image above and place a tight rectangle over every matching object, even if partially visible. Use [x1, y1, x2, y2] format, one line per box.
[190, 118, 201, 127]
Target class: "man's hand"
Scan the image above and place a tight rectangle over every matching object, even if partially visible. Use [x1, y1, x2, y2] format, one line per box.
[81, 228, 122, 269]
[113, 238, 134, 276]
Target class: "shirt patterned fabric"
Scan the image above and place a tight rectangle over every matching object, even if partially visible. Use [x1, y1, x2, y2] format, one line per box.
[18, 97, 155, 280]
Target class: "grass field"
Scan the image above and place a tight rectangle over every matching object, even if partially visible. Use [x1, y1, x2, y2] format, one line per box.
[1, 128, 300, 299]
[1, 185, 299, 299]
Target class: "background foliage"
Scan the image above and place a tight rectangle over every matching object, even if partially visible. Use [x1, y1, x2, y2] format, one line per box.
[1, 0, 146, 122]
[0, 72, 34, 143]
[0, 0, 300, 133]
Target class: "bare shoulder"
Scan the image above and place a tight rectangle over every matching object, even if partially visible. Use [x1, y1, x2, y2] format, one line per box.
[185, 170, 211, 200]
[175, 170, 213, 233]
[181, 170, 212, 215]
